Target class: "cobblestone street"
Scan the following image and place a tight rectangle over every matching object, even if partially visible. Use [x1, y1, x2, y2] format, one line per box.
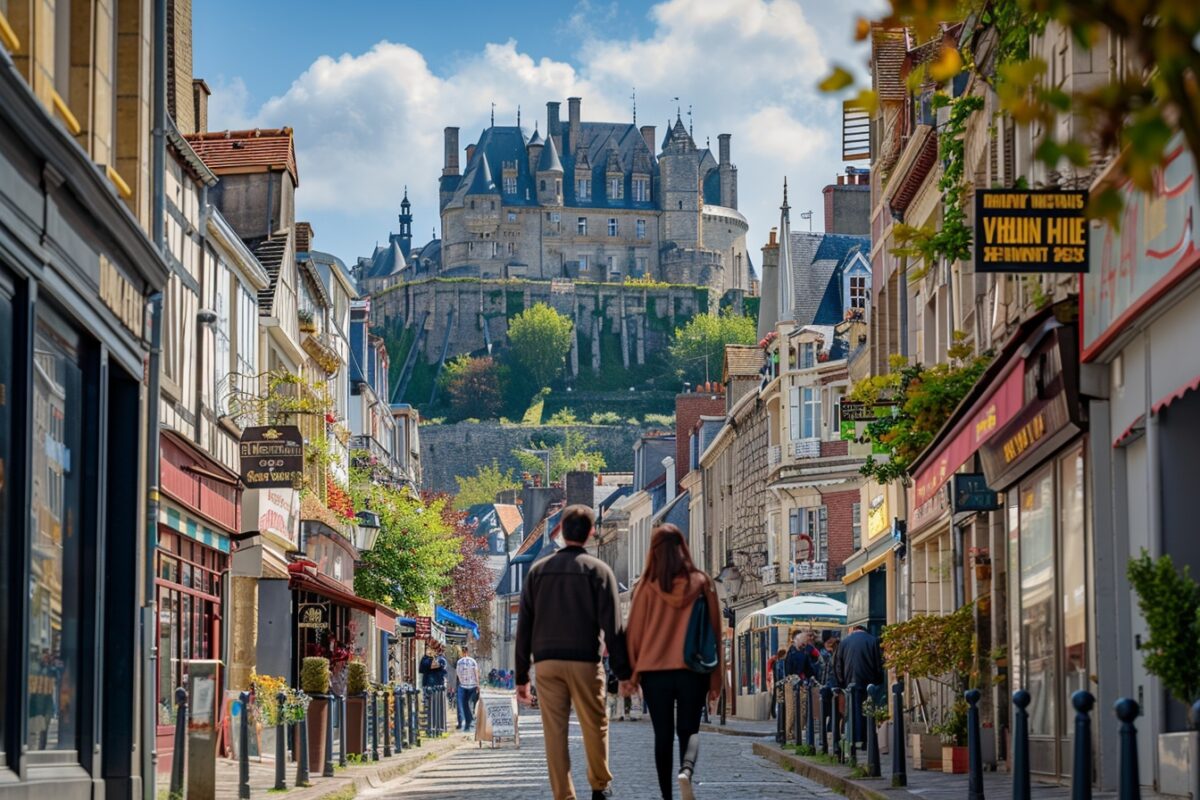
[372, 710, 833, 800]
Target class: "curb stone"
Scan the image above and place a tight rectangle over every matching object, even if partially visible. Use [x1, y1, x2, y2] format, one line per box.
[752, 742, 912, 800]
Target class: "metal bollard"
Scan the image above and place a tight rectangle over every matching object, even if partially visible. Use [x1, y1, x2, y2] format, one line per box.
[793, 680, 803, 744]
[966, 689, 984, 800]
[819, 683, 831, 755]
[238, 690, 251, 799]
[297, 705, 311, 787]
[848, 682, 859, 766]
[371, 690, 380, 761]
[411, 687, 420, 747]
[806, 679, 816, 750]
[1115, 698, 1141, 800]
[338, 693, 347, 768]
[384, 690, 393, 757]
[865, 684, 881, 778]
[275, 691, 287, 790]
[424, 688, 432, 737]
[1072, 691, 1095, 800]
[776, 681, 786, 744]
[892, 682, 907, 788]
[169, 687, 188, 799]
[831, 688, 842, 762]
[393, 687, 403, 754]
[397, 687, 407, 751]
[1012, 690, 1031, 800]
[323, 693, 335, 777]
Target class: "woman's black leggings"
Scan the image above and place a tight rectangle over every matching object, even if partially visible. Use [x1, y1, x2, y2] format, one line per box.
[640, 669, 710, 800]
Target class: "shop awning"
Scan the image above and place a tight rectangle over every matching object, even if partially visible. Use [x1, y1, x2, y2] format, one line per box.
[287, 561, 376, 615]
[748, 594, 848, 629]
[1152, 374, 1200, 416]
[434, 604, 480, 639]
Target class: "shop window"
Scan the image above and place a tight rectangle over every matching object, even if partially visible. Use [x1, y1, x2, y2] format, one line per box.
[1018, 464, 1056, 737]
[1059, 446, 1088, 715]
[28, 313, 84, 752]
[0, 282, 11, 753]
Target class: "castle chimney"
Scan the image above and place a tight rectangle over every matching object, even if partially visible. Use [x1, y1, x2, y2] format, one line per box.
[718, 133, 731, 165]
[295, 222, 314, 253]
[547, 101, 563, 156]
[192, 79, 211, 134]
[769, 227, 778, 246]
[443, 127, 460, 176]
[641, 125, 656, 154]
[568, 97, 582, 156]
[465, 143, 476, 165]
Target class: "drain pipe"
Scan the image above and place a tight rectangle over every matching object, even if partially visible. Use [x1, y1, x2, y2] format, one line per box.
[142, 0, 167, 796]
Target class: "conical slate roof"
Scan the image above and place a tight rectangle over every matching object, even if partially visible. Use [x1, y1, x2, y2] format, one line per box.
[527, 127, 544, 147]
[537, 134, 563, 172]
[467, 153, 497, 194]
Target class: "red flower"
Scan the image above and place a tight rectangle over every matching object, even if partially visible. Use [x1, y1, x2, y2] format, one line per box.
[325, 413, 337, 425]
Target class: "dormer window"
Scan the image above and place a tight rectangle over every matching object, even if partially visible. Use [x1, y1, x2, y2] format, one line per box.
[632, 177, 650, 202]
[577, 177, 591, 200]
[608, 176, 624, 200]
[503, 176, 517, 195]
[850, 275, 868, 309]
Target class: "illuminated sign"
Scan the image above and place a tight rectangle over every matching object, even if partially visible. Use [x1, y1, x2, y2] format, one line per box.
[975, 190, 1089, 273]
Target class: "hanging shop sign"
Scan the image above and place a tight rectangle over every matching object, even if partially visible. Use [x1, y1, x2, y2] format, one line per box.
[951, 473, 1002, 513]
[414, 616, 432, 640]
[298, 602, 329, 630]
[239, 425, 304, 488]
[975, 189, 1088, 273]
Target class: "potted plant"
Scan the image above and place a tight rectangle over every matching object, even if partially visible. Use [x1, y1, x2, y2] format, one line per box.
[881, 603, 975, 772]
[1128, 552, 1200, 798]
[300, 656, 331, 771]
[345, 661, 369, 755]
[933, 700, 970, 774]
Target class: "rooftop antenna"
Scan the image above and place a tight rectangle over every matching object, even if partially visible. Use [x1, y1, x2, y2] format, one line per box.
[673, 97, 680, 119]
[517, 105, 521, 127]
[800, 210, 814, 231]
[688, 104, 693, 137]
[631, 87, 637, 125]
[491, 102, 495, 126]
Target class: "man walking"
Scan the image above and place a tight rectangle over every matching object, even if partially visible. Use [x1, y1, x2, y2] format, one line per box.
[455, 645, 481, 731]
[834, 625, 885, 744]
[516, 505, 628, 800]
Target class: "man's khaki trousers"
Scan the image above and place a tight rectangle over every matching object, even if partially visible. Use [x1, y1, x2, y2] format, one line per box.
[535, 660, 611, 799]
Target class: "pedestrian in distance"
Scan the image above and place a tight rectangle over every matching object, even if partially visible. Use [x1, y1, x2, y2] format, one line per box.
[784, 630, 821, 681]
[623, 524, 723, 800]
[418, 646, 448, 688]
[515, 504, 628, 800]
[833, 624, 885, 745]
[767, 648, 786, 719]
[455, 645, 481, 732]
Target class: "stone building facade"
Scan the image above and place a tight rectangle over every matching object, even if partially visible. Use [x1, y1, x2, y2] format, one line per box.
[427, 98, 749, 293]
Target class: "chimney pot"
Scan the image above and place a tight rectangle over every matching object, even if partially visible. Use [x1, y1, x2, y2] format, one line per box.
[465, 143, 476, 165]
[641, 125, 656, 154]
[718, 133, 731, 165]
[192, 79, 211, 135]
[568, 97, 582, 156]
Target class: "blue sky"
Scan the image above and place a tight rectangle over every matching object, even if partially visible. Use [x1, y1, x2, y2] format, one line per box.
[194, 0, 880, 268]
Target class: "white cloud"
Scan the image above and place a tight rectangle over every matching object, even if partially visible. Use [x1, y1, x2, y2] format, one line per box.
[210, 0, 876, 266]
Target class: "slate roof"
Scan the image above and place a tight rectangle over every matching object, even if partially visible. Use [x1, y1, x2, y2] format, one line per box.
[245, 231, 290, 316]
[450, 122, 659, 211]
[185, 128, 298, 185]
[360, 237, 408, 283]
[787, 232, 870, 326]
[723, 344, 764, 379]
[536, 134, 562, 172]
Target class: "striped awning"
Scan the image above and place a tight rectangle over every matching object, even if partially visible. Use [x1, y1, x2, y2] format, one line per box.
[159, 505, 230, 553]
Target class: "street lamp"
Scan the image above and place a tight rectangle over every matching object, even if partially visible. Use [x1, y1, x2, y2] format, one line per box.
[714, 562, 743, 726]
[354, 510, 381, 553]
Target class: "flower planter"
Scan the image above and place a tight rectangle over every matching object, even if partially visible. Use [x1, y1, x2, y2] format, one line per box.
[942, 744, 969, 774]
[974, 563, 992, 581]
[910, 732, 943, 770]
[346, 694, 367, 755]
[306, 695, 330, 769]
[1158, 731, 1200, 799]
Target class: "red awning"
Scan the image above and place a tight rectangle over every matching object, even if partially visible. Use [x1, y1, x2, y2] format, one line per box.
[287, 562, 376, 615]
[375, 607, 396, 635]
[1152, 374, 1200, 416]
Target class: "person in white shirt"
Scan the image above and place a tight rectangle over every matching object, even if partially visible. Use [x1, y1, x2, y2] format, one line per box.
[455, 646, 481, 731]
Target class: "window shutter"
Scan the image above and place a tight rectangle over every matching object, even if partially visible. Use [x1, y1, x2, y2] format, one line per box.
[790, 386, 801, 441]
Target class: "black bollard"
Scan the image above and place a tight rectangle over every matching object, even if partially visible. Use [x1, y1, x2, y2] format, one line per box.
[806, 679, 816, 750]
[397, 688, 406, 751]
[384, 690, 393, 757]
[411, 687, 420, 747]
[238, 690, 251, 799]
[275, 691, 287, 790]
[966, 689, 984, 800]
[776, 680, 786, 744]
[371, 690, 380, 761]
[296, 706, 311, 787]
[848, 682, 859, 766]
[322, 693, 334, 777]
[1072, 691, 1095, 800]
[832, 688, 843, 762]
[169, 686, 188, 799]
[1012, 690, 1031, 800]
[394, 687, 403, 754]
[338, 693, 347, 768]
[892, 682, 907, 788]
[1115, 698, 1141, 800]
[793, 680, 803, 745]
[819, 683, 832, 755]
[865, 684, 881, 778]
[424, 688, 432, 737]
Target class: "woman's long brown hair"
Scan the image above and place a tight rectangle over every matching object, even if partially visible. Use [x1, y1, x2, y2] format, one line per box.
[643, 524, 700, 593]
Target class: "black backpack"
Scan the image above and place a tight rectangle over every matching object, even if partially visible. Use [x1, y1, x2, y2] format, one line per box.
[683, 588, 718, 674]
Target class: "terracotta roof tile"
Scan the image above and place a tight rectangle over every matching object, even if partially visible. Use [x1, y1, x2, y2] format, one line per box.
[723, 344, 763, 380]
[184, 128, 299, 185]
[494, 504, 523, 535]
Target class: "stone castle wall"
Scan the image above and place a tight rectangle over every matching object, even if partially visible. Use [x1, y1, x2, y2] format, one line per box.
[420, 421, 645, 493]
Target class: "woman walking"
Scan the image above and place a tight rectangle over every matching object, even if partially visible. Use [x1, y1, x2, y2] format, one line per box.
[624, 524, 723, 800]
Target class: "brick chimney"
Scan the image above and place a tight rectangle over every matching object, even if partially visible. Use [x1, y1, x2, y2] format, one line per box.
[568, 97, 582, 156]
[674, 387, 726, 489]
[565, 471, 595, 510]
[192, 79, 211, 134]
[641, 125, 656, 154]
[443, 127, 460, 176]
[295, 222, 314, 254]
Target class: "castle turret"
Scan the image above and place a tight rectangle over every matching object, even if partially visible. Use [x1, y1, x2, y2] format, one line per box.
[718, 133, 737, 210]
[527, 127, 544, 177]
[536, 133, 564, 206]
[398, 187, 413, 258]
[659, 114, 700, 246]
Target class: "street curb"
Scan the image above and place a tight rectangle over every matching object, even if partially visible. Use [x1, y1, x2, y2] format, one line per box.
[699, 723, 773, 738]
[752, 742, 916, 800]
[317, 737, 464, 799]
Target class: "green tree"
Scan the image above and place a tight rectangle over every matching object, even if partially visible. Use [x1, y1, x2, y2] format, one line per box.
[821, 0, 1200, 223]
[506, 303, 574, 392]
[513, 429, 607, 484]
[440, 355, 506, 421]
[668, 312, 757, 385]
[1127, 551, 1200, 723]
[452, 461, 522, 511]
[352, 489, 462, 611]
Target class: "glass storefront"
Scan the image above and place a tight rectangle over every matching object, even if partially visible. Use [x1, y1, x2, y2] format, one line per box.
[27, 313, 83, 753]
[0, 284, 10, 758]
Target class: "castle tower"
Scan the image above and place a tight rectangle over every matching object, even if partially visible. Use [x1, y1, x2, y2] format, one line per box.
[398, 187, 413, 258]
[658, 114, 701, 249]
[718, 133, 737, 210]
[535, 132, 564, 206]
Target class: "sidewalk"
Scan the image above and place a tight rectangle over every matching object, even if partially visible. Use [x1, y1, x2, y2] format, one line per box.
[705, 717, 1161, 800]
[169, 731, 465, 800]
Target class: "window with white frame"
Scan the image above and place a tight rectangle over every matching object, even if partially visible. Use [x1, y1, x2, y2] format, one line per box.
[608, 218, 618, 236]
[636, 256, 647, 275]
[850, 275, 868, 309]
[636, 219, 646, 239]
[789, 506, 828, 560]
[503, 176, 517, 195]
[852, 502, 862, 550]
[577, 177, 591, 200]
[577, 217, 588, 235]
[507, 211, 517, 222]
[608, 176, 623, 199]
[799, 341, 817, 369]
[633, 177, 650, 202]
[579, 254, 590, 270]
[802, 387, 821, 439]
[212, 261, 232, 412]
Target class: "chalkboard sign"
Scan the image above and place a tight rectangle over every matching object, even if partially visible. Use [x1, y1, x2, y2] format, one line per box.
[475, 693, 519, 748]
